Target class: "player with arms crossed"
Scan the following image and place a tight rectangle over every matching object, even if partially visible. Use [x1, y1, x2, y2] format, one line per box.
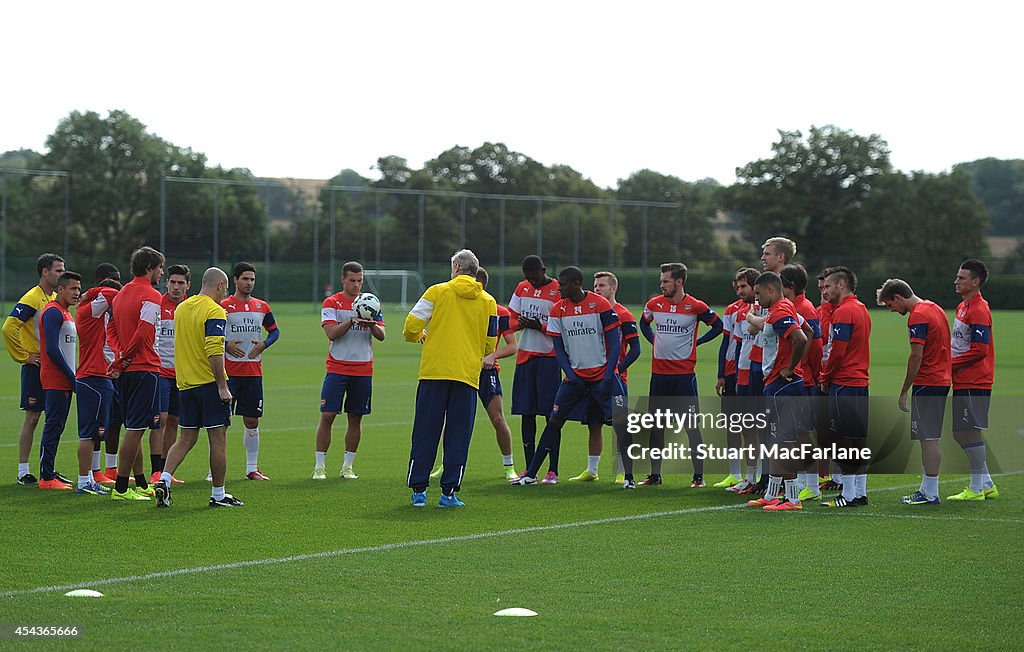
[511, 267, 635, 488]
[639, 262, 723, 487]
[75, 273, 123, 494]
[223, 262, 280, 480]
[745, 272, 811, 510]
[947, 259, 998, 501]
[876, 278, 951, 506]
[508, 255, 563, 484]
[4, 253, 64, 485]
[313, 261, 385, 480]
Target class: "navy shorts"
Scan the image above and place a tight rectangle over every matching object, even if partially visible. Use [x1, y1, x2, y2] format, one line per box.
[158, 375, 180, 417]
[321, 373, 372, 415]
[952, 388, 990, 431]
[20, 363, 44, 412]
[828, 384, 869, 439]
[229, 376, 264, 418]
[748, 362, 765, 397]
[721, 373, 737, 415]
[511, 356, 561, 416]
[179, 382, 232, 429]
[110, 387, 123, 427]
[76, 376, 114, 441]
[649, 372, 700, 416]
[765, 378, 808, 443]
[118, 371, 161, 431]
[911, 385, 949, 440]
[552, 376, 626, 425]
[478, 368, 502, 409]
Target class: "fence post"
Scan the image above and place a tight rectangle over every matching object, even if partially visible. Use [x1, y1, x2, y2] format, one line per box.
[573, 202, 580, 265]
[329, 188, 336, 286]
[535, 198, 543, 257]
[375, 192, 382, 271]
[160, 177, 166, 256]
[499, 197, 507, 302]
[418, 193, 425, 280]
[63, 174, 70, 257]
[313, 198, 320, 302]
[1, 171, 7, 311]
[641, 205, 649, 301]
[213, 184, 220, 266]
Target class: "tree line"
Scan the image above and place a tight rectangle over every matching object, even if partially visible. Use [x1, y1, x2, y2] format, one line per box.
[1, 110, 1019, 287]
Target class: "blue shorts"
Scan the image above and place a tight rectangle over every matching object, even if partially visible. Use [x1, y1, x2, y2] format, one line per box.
[952, 388, 990, 431]
[159, 375, 180, 417]
[321, 373, 372, 415]
[21, 363, 44, 412]
[110, 387, 123, 427]
[179, 382, 232, 429]
[552, 376, 626, 425]
[721, 373, 737, 416]
[911, 385, 949, 440]
[828, 384, 869, 440]
[748, 362, 765, 397]
[229, 376, 264, 418]
[765, 378, 809, 443]
[478, 368, 502, 409]
[118, 371, 161, 431]
[648, 372, 700, 415]
[76, 377, 115, 441]
[511, 356, 561, 416]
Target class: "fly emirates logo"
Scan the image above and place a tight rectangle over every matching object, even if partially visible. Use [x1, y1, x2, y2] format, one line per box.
[564, 319, 598, 338]
[656, 317, 692, 335]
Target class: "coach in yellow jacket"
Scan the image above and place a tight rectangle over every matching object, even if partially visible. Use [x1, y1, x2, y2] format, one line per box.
[403, 249, 497, 507]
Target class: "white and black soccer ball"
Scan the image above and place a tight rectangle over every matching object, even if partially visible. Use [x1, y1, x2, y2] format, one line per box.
[353, 293, 381, 321]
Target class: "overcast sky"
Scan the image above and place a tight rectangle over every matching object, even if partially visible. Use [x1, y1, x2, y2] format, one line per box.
[3, 1, 1020, 188]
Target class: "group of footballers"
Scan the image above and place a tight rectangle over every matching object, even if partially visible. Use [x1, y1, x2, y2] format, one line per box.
[5, 236, 1000, 512]
[5, 247, 280, 507]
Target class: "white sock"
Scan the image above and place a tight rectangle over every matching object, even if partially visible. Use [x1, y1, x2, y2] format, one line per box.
[981, 461, 994, 490]
[106, 453, 117, 468]
[616, 457, 624, 474]
[785, 478, 801, 504]
[91, 451, 101, 471]
[315, 451, 326, 468]
[78, 474, 90, 488]
[855, 474, 867, 498]
[502, 454, 514, 466]
[729, 458, 741, 477]
[343, 451, 357, 468]
[766, 475, 782, 499]
[18, 462, 29, 478]
[587, 455, 600, 476]
[745, 466, 756, 483]
[841, 478, 857, 502]
[755, 458, 763, 478]
[243, 427, 260, 473]
[212, 485, 226, 500]
[923, 475, 939, 500]
[160, 471, 173, 486]
[832, 472, 844, 485]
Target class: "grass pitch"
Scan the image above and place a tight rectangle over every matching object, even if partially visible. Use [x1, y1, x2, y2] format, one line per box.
[1, 304, 1022, 648]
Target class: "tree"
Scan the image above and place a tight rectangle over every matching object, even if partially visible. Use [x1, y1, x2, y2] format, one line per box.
[616, 169, 721, 268]
[953, 158, 1024, 235]
[725, 125, 893, 273]
[872, 170, 989, 279]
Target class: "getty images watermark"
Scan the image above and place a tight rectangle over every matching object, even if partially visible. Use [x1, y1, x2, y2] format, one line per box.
[624, 409, 872, 462]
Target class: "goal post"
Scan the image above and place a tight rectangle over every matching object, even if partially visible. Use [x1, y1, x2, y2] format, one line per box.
[361, 270, 426, 309]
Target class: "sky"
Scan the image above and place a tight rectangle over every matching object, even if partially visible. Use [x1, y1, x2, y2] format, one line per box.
[3, 1, 1021, 188]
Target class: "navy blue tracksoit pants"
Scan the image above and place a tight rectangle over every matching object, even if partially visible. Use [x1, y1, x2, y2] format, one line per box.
[407, 380, 478, 494]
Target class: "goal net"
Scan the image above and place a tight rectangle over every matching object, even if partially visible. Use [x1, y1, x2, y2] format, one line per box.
[361, 270, 426, 308]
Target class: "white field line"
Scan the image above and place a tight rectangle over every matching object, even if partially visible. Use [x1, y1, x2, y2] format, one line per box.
[1, 503, 746, 598]
[1, 474, 1020, 599]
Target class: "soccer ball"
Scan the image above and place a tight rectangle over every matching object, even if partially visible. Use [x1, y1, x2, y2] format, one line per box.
[353, 293, 381, 321]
